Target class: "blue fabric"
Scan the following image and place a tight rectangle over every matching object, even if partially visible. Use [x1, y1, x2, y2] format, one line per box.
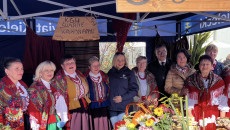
[108, 66, 138, 111]
[109, 111, 125, 129]
[56, 121, 66, 128]
[214, 61, 224, 76]
[87, 76, 110, 109]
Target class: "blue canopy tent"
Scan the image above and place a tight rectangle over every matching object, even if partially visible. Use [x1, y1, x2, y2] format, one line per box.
[0, 0, 230, 80]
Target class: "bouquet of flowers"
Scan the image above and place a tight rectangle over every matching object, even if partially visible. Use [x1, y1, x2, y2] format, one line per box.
[115, 93, 198, 130]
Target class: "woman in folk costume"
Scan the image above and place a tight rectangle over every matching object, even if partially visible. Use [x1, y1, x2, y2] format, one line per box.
[165, 49, 195, 96]
[28, 61, 68, 130]
[132, 56, 159, 106]
[0, 57, 29, 130]
[52, 55, 92, 130]
[221, 64, 230, 117]
[84, 56, 111, 130]
[186, 55, 229, 130]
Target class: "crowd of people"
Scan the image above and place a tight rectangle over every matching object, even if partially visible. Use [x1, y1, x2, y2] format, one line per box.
[0, 43, 230, 130]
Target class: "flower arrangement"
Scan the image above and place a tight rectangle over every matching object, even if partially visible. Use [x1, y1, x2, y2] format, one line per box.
[114, 120, 126, 130]
[115, 93, 199, 130]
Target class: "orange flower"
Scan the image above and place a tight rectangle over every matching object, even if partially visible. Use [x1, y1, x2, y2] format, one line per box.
[145, 118, 154, 127]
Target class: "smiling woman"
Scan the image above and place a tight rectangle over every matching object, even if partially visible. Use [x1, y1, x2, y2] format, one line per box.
[0, 57, 29, 130]
[164, 49, 195, 96]
[108, 52, 139, 128]
[185, 55, 229, 130]
[28, 60, 68, 130]
[52, 55, 92, 130]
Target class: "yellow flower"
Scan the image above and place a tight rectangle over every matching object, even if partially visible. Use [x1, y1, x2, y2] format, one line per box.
[145, 119, 154, 127]
[154, 107, 164, 117]
[148, 105, 155, 109]
[175, 108, 181, 115]
[148, 105, 155, 111]
[164, 104, 170, 108]
[172, 93, 179, 98]
[127, 123, 136, 128]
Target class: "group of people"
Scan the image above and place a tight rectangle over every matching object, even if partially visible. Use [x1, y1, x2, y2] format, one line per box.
[0, 43, 230, 130]
[149, 44, 230, 130]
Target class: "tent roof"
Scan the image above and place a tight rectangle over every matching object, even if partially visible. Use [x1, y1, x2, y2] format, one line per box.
[0, 0, 196, 22]
[1, 0, 230, 36]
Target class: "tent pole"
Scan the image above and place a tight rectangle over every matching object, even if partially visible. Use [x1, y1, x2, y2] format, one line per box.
[142, 12, 188, 22]
[3, 0, 8, 17]
[176, 20, 181, 39]
[9, 0, 28, 26]
[0, 9, 7, 20]
[139, 13, 150, 22]
[136, 13, 140, 22]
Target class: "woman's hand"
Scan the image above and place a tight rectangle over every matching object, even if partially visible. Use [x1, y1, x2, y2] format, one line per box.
[113, 96, 122, 103]
[220, 111, 226, 117]
[188, 108, 194, 117]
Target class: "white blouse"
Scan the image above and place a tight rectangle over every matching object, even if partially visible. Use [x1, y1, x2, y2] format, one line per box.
[137, 72, 147, 96]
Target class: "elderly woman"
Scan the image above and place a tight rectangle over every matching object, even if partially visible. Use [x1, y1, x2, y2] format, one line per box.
[186, 55, 229, 130]
[108, 52, 138, 128]
[84, 56, 111, 130]
[165, 49, 195, 96]
[195, 44, 224, 76]
[28, 61, 68, 130]
[0, 57, 29, 130]
[221, 64, 230, 117]
[132, 56, 159, 106]
[52, 55, 92, 130]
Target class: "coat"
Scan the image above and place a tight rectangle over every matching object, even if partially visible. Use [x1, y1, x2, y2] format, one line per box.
[164, 64, 195, 96]
[108, 66, 138, 111]
[147, 59, 172, 97]
[132, 67, 159, 102]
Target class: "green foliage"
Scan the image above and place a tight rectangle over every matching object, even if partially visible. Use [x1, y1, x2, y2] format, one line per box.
[152, 113, 172, 130]
[189, 32, 213, 67]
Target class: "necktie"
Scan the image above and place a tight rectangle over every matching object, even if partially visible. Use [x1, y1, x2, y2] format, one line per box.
[161, 62, 165, 66]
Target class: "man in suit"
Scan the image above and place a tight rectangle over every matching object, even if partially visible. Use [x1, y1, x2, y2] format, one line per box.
[147, 44, 172, 98]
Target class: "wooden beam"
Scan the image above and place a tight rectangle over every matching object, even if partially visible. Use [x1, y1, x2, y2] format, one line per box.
[117, 0, 230, 12]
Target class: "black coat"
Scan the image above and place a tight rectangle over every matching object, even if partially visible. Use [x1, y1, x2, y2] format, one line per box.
[108, 66, 138, 111]
[147, 59, 172, 97]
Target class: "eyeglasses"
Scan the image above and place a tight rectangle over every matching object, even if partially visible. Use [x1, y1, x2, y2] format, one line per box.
[156, 51, 167, 55]
[43, 69, 54, 73]
[137, 61, 147, 65]
[64, 62, 75, 66]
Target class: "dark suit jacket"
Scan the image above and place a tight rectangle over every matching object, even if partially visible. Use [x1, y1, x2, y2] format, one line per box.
[147, 59, 172, 98]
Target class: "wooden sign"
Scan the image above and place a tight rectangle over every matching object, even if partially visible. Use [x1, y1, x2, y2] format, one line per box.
[53, 16, 100, 41]
[116, 0, 230, 12]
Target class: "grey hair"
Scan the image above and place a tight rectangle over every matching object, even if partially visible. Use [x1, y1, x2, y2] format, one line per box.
[136, 56, 147, 65]
[88, 56, 99, 66]
[205, 44, 218, 53]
